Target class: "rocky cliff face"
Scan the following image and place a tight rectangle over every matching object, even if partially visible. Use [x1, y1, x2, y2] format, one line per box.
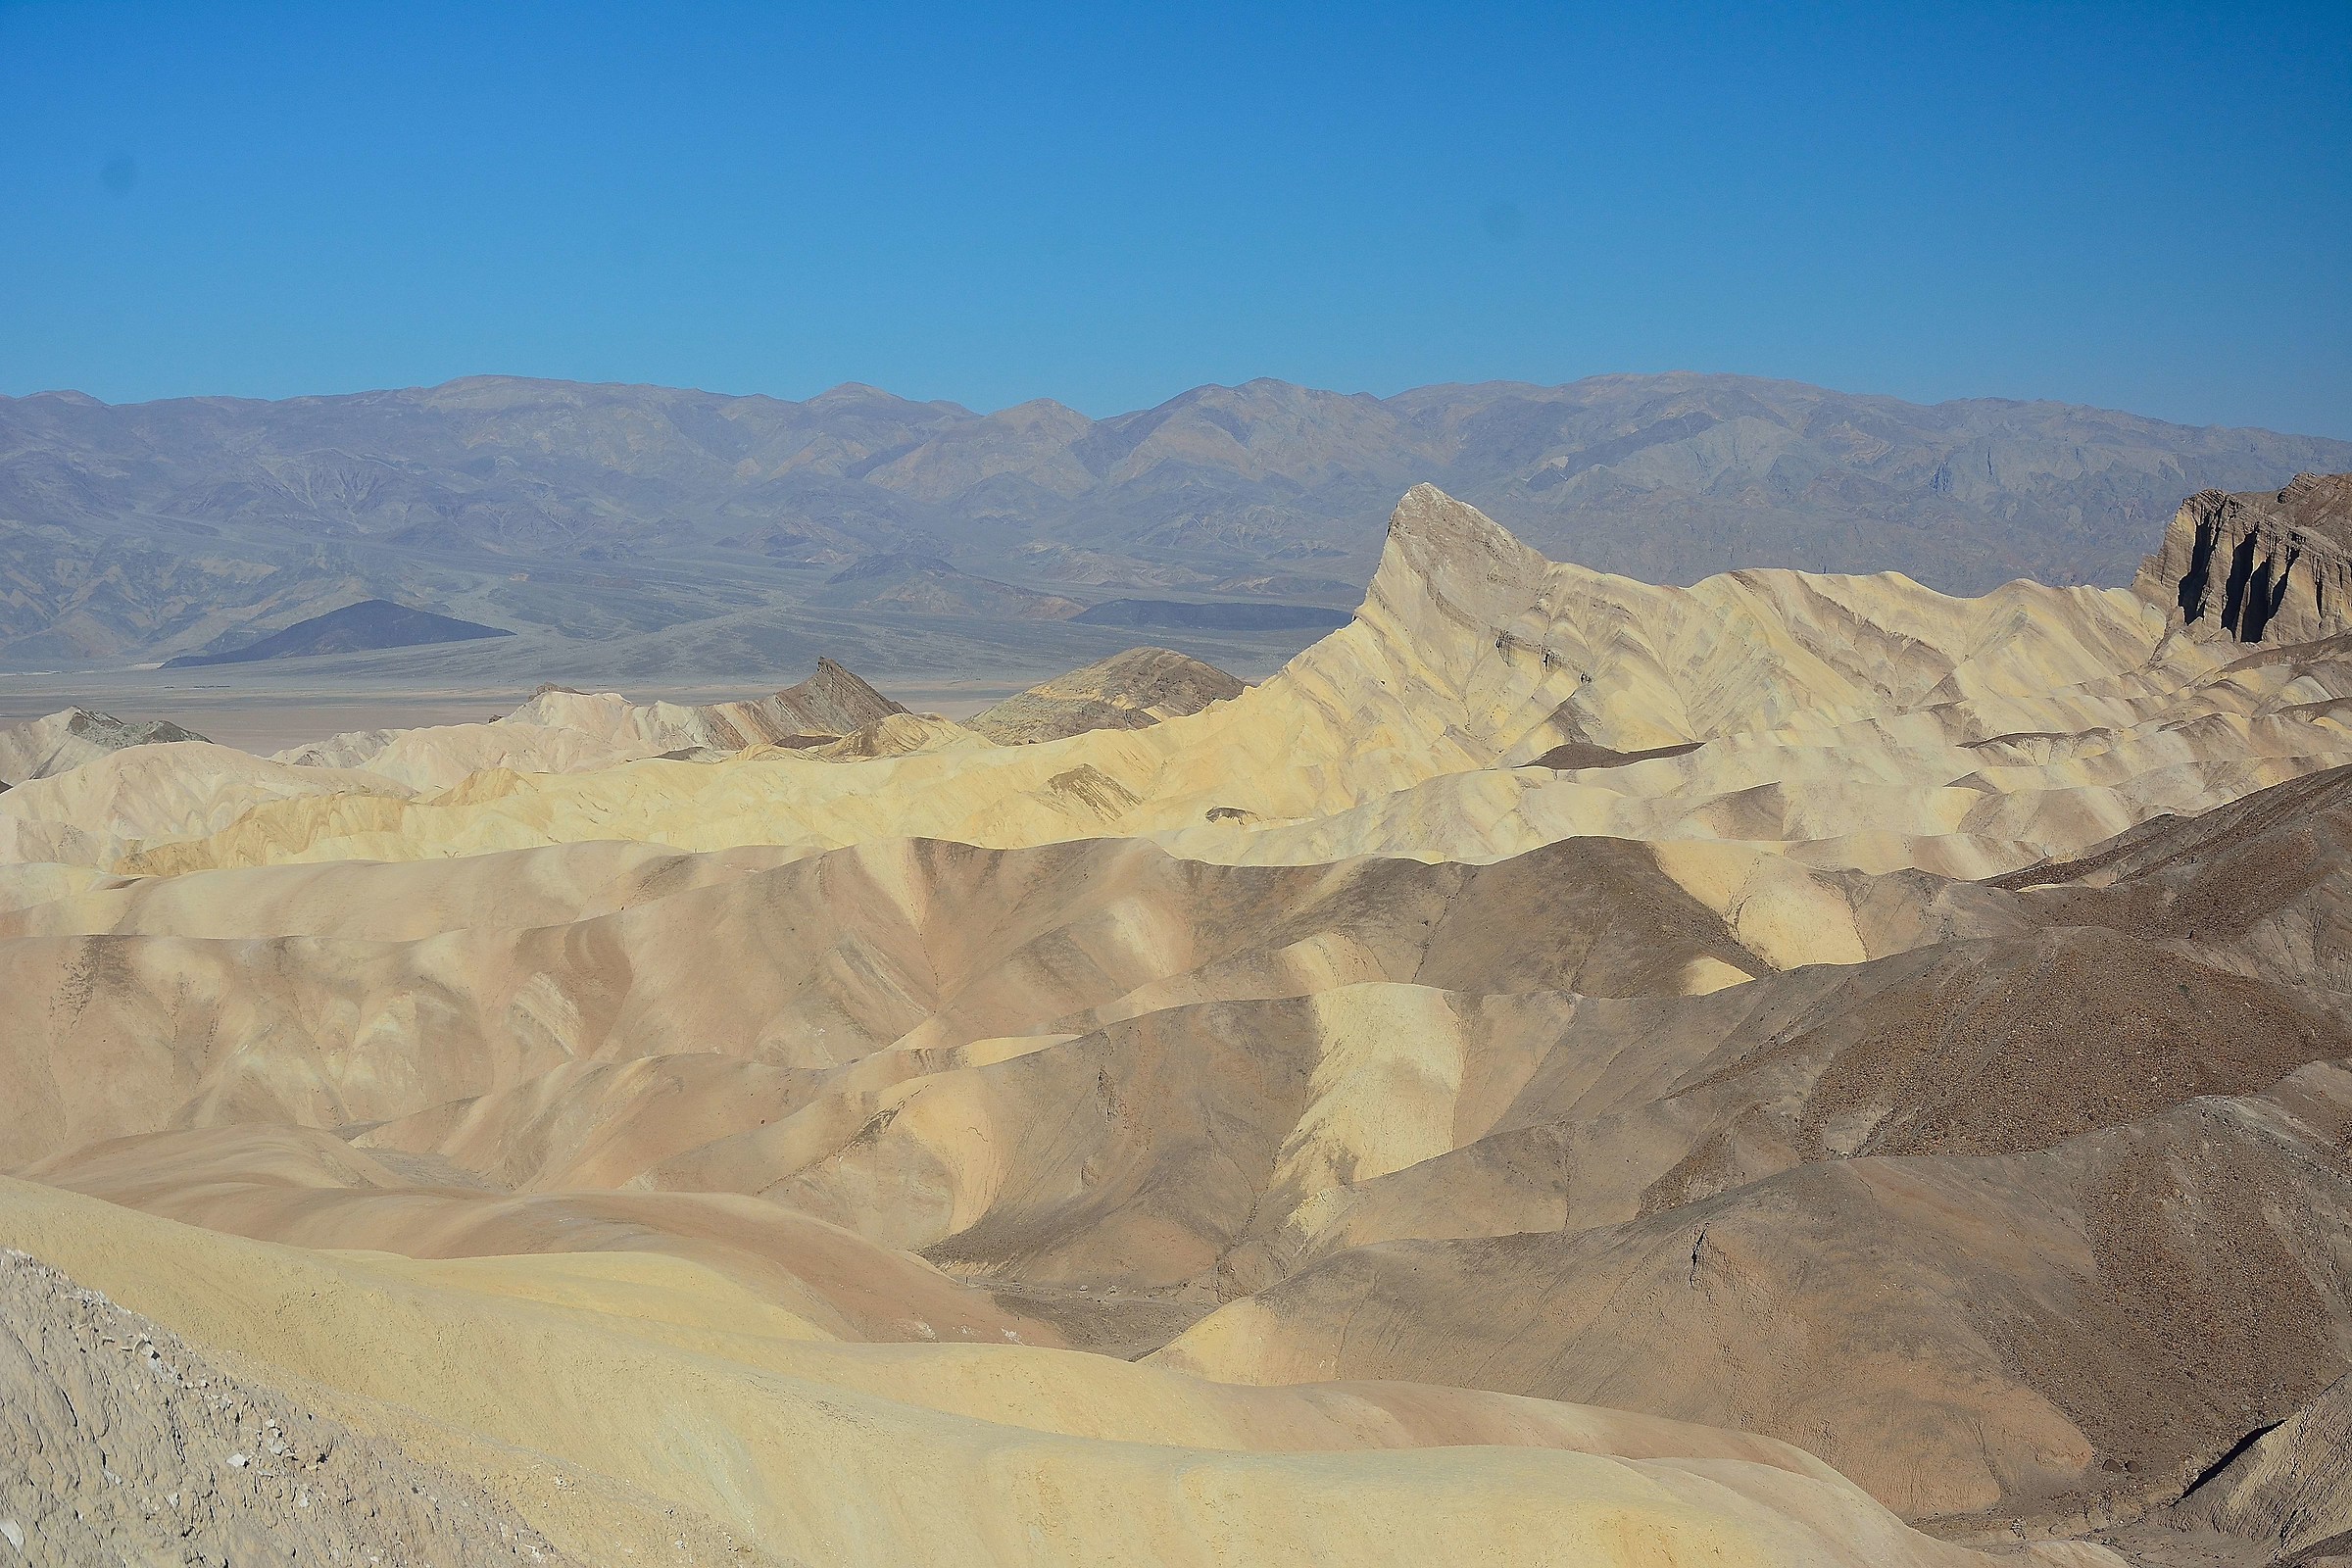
[2134, 472, 2352, 644]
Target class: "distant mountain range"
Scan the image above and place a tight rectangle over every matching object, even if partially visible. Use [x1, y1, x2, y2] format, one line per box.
[2, 372, 2345, 677]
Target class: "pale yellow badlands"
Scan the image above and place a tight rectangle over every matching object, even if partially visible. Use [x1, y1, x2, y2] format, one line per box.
[8, 486, 2345, 886]
[12, 485, 2342, 1563]
[0, 1177, 2115, 1567]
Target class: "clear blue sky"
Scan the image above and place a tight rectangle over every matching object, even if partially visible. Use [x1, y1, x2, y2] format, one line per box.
[3, 1, 2347, 433]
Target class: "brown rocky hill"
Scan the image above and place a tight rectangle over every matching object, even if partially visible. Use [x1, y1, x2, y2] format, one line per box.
[2134, 472, 2352, 643]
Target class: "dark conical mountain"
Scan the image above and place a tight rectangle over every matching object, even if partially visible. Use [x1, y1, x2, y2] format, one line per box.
[163, 600, 512, 666]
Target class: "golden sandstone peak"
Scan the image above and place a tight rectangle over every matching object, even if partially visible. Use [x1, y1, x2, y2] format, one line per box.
[1381, 482, 1549, 580]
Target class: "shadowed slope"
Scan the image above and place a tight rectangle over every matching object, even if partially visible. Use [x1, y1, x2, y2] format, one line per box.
[16, 765, 2352, 1538]
[0, 832, 1879, 1170]
[1154, 766, 2352, 1530]
[2160, 1371, 2352, 1562]
[164, 598, 513, 666]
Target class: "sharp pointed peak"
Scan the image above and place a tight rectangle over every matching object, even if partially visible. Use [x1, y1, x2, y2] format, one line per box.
[1385, 483, 1542, 564]
[1359, 484, 1552, 625]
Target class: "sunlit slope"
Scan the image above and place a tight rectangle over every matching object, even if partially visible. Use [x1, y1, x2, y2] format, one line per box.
[11, 481, 2352, 1564]
[22, 485, 2346, 878]
[18, 765, 2352, 1538]
[0, 831, 2012, 1168]
[272, 658, 906, 790]
[29, 855, 2345, 1528]
[0, 1177, 2115, 1568]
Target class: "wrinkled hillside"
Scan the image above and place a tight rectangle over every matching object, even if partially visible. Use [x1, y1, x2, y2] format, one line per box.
[7, 480, 2350, 1564]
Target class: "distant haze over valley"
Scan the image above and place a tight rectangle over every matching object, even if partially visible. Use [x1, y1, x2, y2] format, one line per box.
[4, 370, 2346, 684]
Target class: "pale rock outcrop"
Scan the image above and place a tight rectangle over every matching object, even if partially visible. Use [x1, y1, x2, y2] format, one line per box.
[508, 655, 905, 750]
[2168, 1372, 2352, 1562]
[273, 656, 906, 789]
[0, 709, 207, 788]
[969, 647, 1246, 744]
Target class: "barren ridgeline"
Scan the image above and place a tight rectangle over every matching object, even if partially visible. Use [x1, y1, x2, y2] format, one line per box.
[7, 373, 2349, 686]
[5, 477, 2352, 1564]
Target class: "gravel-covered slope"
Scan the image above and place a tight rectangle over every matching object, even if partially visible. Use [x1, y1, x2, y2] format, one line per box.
[0, 1248, 575, 1568]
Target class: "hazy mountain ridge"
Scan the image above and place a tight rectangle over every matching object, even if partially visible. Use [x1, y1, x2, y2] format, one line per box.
[4, 371, 2346, 674]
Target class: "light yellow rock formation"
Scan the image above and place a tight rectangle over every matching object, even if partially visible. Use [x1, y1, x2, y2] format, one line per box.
[272, 657, 906, 789]
[0, 1177, 2116, 1568]
[28, 486, 2341, 883]
[969, 646, 1248, 743]
[0, 707, 205, 786]
[10, 482, 2348, 1563]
